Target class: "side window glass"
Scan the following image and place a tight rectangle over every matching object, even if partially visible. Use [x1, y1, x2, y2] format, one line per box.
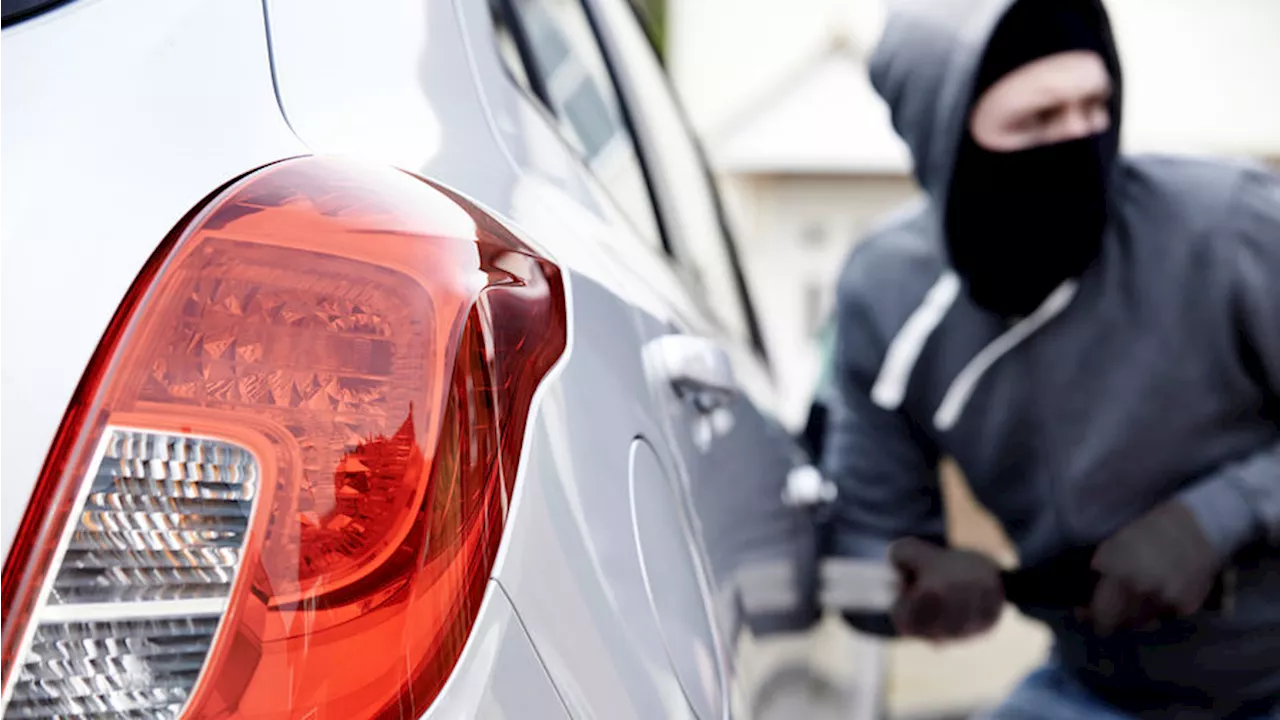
[491, 0, 663, 250]
[590, 0, 760, 351]
[491, 2, 537, 97]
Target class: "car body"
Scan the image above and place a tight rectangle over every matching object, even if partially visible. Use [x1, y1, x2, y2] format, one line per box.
[1, 0, 820, 718]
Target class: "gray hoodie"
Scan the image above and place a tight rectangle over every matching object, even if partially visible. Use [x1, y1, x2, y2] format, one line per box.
[823, 0, 1280, 713]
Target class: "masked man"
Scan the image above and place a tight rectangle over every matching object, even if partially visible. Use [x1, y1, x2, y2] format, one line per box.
[822, 0, 1280, 716]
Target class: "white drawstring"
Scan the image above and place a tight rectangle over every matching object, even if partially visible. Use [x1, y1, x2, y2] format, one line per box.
[871, 270, 962, 411]
[932, 280, 1079, 432]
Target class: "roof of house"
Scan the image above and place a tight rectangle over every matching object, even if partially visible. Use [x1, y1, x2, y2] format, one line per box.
[708, 34, 912, 176]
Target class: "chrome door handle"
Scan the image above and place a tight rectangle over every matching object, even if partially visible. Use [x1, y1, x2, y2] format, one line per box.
[646, 334, 738, 412]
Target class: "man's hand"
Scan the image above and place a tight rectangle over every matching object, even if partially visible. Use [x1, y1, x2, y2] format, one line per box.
[1088, 500, 1221, 636]
[888, 537, 1004, 640]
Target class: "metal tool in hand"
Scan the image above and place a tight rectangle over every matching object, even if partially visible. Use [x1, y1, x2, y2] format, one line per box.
[815, 547, 1231, 615]
[736, 548, 1231, 616]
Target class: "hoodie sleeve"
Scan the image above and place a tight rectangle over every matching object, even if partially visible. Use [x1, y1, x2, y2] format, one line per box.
[821, 276, 947, 637]
[1178, 166, 1280, 558]
[821, 277, 947, 562]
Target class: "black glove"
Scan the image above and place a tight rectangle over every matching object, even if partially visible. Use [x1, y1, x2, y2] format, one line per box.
[1087, 499, 1221, 636]
[889, 537, 1005, 640]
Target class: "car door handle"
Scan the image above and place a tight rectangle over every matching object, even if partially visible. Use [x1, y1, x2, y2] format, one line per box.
[646, 334, 738, 412]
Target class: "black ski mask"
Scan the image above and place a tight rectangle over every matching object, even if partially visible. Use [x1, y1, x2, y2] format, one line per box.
[945, 0, 1120, 318]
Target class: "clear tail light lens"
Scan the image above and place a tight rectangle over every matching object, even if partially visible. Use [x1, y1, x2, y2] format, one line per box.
[1, 157, 568, 718]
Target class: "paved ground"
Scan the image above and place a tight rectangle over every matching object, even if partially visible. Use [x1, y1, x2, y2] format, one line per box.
[885, 608, 1051, 718]
[741, 614, 881, 720]
[744, 608, 1049, 720]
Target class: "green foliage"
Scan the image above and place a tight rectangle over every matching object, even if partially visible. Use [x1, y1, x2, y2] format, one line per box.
[629, 0, 666, 61]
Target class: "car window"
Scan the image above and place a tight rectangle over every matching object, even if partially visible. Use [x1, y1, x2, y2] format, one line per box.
[1, 0, 72, 26]
[587, 0, 763, 354]
[491, 0, 664, 250]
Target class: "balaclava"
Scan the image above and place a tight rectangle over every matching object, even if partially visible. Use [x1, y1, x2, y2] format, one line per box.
[945, 0, 1119, 318]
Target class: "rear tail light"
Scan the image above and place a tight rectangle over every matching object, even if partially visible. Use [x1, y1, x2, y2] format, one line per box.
[0, 157, 568, 718]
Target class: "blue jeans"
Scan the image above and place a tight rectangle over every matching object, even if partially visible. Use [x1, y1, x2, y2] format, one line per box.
[983, 662, 1278, 720]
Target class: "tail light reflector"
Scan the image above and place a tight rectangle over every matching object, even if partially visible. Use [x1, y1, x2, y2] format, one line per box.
[1, 156, 568, 718]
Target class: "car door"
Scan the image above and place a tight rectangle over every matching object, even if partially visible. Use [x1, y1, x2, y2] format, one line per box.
[472, 1, 820, 714]
[473, 2, 752, 717]
[582, 0, 820, 648]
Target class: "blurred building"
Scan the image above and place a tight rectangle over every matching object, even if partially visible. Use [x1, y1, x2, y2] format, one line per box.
[670, 0, 911, 426]
[667, 0, 1280, 427]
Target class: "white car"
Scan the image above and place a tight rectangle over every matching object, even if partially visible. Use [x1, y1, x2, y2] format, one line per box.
[1, 0, 822, 718]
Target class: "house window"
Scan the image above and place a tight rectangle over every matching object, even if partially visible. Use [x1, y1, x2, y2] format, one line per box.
[801, 222, 826, 249]
[804, 281, 826, 338]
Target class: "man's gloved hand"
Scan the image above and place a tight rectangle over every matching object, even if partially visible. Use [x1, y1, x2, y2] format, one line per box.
[888, 537, 1004, 640]
[1087, 499, 1221, 636]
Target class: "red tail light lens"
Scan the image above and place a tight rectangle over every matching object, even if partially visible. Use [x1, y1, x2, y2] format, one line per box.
[0, 156, 568, 718]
